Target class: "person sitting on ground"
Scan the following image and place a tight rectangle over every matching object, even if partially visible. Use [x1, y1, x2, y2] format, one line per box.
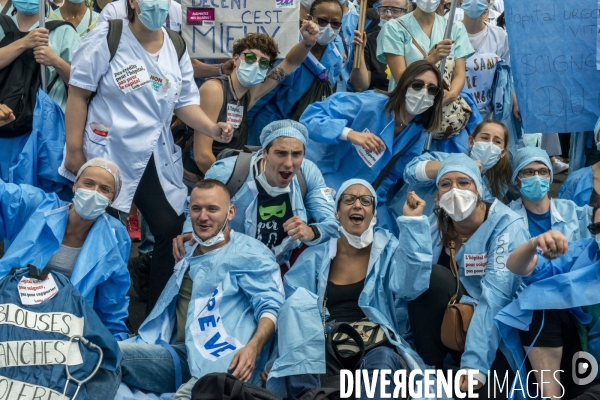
[107, 179, 285, 400]
[270, 179, 439, 399]
[509, 147, 592, 242]
[497, 214, 600, 399]
[0, 158, 131, 340]
[174, 120, 339, 270]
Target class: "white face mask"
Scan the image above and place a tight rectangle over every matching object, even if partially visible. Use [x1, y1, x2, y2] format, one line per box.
[317, 24, 339, 46]
[470, 141, 503, 171]
[73, 188, 110, 220]
[339, 216, 377, 249]
[192, 212, 229, 248]
[416, 0, 440, 13]
[439, 188, 478, 222]
[257, 172, 291, 197]
[405, 87, 435, 116]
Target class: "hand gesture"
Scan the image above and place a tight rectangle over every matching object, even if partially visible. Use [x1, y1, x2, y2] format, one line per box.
[347, 130, 386, 155]
[403, 191, 426, 217]
[0, 104, 15, 127]
[211, 122, 233, 143]
[221, 59, 235, 76]
[300, 19, 319, 48]
[228, 343, 258, 382]
[172, 232, 194, 262]
[428, 39, 454, 63]
[459, 374, 484, 393]
[283, 216, 315, 242]
[21, 28, 48, 49]
[64, 151, 87, 175]
[532, 230, 568, 259]
[352, 30, 367, 48]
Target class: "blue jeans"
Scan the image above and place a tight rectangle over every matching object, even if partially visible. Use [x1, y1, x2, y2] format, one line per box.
[286, 346, 401, 400]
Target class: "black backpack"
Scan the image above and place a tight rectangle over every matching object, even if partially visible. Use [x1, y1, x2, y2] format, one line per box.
[0, 15, 73, 138]
[216, 145, 307, 199]
[191, 373, 280, 400]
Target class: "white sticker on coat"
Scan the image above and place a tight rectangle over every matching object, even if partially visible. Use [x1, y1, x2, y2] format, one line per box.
[0, 304, 84, 338]
[494, 233, 509, 270]
[18, 275, 59, 305]
[113, 60, 151, 93]
[0, 340, 83, 368]
[464, 253, 487, 276]
[149, 73, 170, 96]
[0, 376, 68, 400]
[353, 129, 384, 168]
[189, 283, 245, 362]
[320, 188, 336, 203]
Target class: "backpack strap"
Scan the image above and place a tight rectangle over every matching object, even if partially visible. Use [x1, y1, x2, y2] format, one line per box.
[106, 18, 122, 63]
[372, 130, 424, 190]
[396, 20, 428, 59]
[165, 27, 186, 61]
[1, 0, 12, 15]
[225, 151, 254, 197]
[45, 20, 75, 32]
[296, 169, 307, 199]
[0, 13, 18, 35]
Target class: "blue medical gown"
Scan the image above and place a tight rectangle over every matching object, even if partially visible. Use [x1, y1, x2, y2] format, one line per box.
[0, 180, 131, 340]
[558, 166, 594, 207]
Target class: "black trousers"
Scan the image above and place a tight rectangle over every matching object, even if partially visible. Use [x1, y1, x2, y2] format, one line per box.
[110, 155, 185, 314]
[408, 264, 514, 400]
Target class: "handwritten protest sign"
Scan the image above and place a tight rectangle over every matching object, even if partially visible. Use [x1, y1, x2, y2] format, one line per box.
[505, 0, 600, 133]
[181, 0, 300, 59]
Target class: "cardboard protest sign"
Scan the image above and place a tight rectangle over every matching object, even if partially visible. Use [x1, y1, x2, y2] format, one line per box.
[181, 0, 300, 59]
[505, 0, 600, 133]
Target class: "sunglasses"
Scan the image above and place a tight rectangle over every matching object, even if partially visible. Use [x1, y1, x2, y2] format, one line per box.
[341, 194, 375, 207]
[519, 168, 550, 178]
[376, 6, 407, 16]
[588, 223, 600, 235]
[411, 79, 441, 96]
[438, 177, 473, 191]
[242, 52, 271, 70]
[312, 17, 342, 30]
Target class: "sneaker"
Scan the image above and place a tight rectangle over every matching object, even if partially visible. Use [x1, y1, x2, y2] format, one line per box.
[552, 158, 569, 175]
[126, 214, 141, 242]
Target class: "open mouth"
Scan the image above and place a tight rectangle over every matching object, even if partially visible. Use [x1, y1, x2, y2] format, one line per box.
[349, 214, 364, 225]
[197, 223, 212, 231]
[279, 171, 293, 181]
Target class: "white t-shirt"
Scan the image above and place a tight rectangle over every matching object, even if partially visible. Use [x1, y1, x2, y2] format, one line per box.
[97, 0, 182, 33]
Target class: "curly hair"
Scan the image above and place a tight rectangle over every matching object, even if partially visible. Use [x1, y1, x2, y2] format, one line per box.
[232, 33, 279, 63]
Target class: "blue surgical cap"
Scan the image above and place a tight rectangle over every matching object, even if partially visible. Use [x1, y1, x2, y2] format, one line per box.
[511, 147, 553, 184]
[436, 153, 483, 196]
[260, 120, 308, 149]
[336, 179, 378, 211]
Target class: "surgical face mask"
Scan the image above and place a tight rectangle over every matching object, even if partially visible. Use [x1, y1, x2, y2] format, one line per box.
[462, 0, 488, 19]
[12, 0, 39, 15]
[439, 188, 478, 222]
[317, 24, 339, 46]
[470, 141, 502, 171]
[73, 188, 110, 220]
[136, 0, 170, 31]
[192, 212, 229, 248]
[257, 172, 291, 197]
[236, 60, 267, 88]
[519, 176, 550, 202]
[405, 87, 435, 116]
[415, 0, 440, 13]
[340, 216, 377, 249]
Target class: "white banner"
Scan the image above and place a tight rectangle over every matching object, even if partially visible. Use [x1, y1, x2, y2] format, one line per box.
[0, 304, 84, 338]
[0, 376, 68, 400]
[181, 0, 300, 59]
[0, 340, 83, 368]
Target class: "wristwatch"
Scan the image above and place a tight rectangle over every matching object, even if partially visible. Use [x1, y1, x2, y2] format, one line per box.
[309, 225, 321, 242]
[217, 63, 224, 76]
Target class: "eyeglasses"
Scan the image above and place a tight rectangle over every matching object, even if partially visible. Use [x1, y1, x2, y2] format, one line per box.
[437, 178, 473, 191]
[341, 194, 375, 207]
[242, 52, 271, 70]
[311, 17, 342, 30]
[588, 223, 600, 235]
[519, 168, 550, 178]
[376, 6, 407, 16]
[411, 79, 441, 96]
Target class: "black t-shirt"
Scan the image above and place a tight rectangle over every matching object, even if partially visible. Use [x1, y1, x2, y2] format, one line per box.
[364, 28, 390, 91]
[255, 180, 293, 250]
[590, 187, 600, 207]
[326, 279, 367, 323]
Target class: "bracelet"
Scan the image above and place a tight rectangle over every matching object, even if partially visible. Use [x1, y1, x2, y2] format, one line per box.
[217, 63, 223, 76]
